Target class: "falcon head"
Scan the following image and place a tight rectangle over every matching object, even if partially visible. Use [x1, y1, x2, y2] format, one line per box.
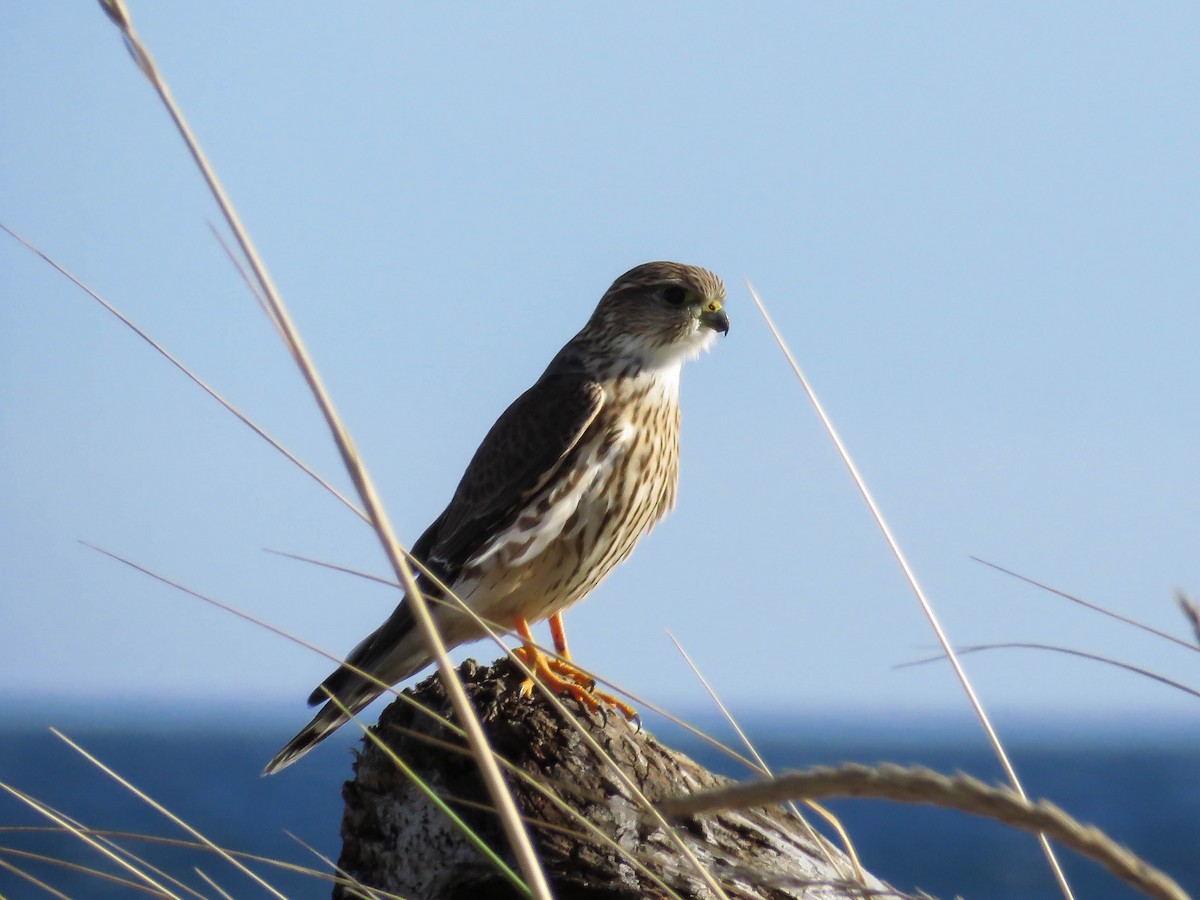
[587, 261, 729, 369]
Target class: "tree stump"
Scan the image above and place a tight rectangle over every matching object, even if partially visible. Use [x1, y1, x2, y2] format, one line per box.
[336, 659, 893, 899]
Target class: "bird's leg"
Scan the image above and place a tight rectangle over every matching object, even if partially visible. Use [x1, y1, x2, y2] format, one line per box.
[512, 615, 638, 721]
[544, 612, 594, 688]
[549, 612, 572, 660]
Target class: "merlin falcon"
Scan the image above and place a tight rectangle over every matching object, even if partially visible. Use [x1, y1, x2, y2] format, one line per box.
[265, 261, 728, 774]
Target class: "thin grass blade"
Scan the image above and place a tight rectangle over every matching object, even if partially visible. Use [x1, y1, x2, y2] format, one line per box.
[747, 279, 1076, 900]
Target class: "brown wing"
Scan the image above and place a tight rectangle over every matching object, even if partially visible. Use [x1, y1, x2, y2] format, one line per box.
[426, 372, 605, 573]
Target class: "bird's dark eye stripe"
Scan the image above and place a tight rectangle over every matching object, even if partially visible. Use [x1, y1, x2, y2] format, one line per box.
[662, 285, 687, 306]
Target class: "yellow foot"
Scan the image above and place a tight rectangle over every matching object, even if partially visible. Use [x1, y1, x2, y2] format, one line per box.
[512, 620, 638, 722]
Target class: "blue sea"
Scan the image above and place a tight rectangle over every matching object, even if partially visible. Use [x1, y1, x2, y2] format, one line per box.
[1, 704, 1195, 899]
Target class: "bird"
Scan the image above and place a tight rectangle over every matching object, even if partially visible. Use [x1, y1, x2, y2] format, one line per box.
[264, 261, 728, 774]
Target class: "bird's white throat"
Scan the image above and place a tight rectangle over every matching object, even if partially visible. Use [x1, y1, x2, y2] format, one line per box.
[610, 320, 717, 376]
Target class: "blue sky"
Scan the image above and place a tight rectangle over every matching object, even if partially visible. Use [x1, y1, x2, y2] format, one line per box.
[2, 4, 1198, 728]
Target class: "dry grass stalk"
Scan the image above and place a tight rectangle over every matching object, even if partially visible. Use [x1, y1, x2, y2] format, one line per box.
[667, 632, 867, 886]
[95, 0, 551, 894]
[974, 558, 1200, 653]
[746, 280, 1077, 899]
[0, 780, 183, 898]
[657, 763, 1189, 900]
[902, 643, 1200, 700]
[50, 729, 288, 899]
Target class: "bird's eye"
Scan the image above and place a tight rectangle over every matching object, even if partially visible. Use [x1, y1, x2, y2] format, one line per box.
[661, 285, 688, 306]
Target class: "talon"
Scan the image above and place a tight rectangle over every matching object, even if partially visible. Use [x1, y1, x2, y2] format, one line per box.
[593, 702, 609, 727]
[590, 688, 639, 723]
[511, 615, 639, 723]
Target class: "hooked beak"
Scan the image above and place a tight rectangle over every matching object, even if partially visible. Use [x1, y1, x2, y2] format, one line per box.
[698, 302, 730, 336]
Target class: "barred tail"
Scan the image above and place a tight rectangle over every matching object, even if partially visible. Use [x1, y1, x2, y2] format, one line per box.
[264, 597, 431, 775]
[263, 697, 365, 776]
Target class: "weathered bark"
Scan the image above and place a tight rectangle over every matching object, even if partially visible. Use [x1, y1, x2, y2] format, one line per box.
[336, 659, 893, 900]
